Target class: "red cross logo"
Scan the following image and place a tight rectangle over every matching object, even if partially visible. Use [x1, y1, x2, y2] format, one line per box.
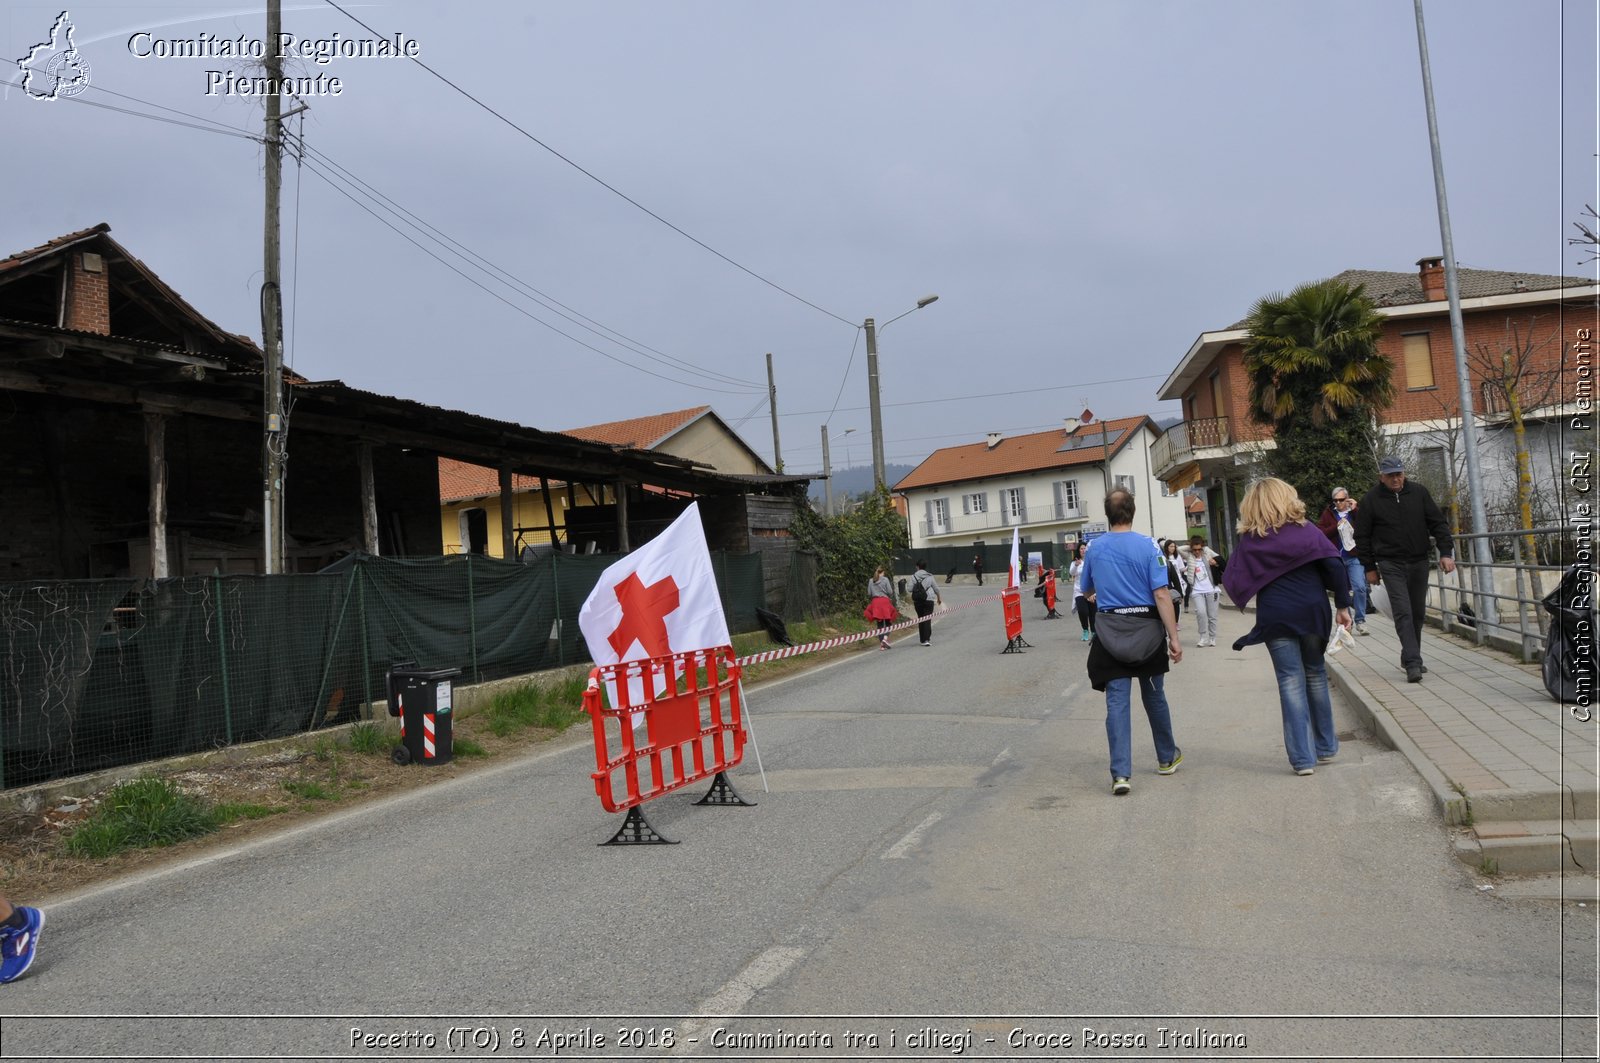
[606, 572, 681, 659]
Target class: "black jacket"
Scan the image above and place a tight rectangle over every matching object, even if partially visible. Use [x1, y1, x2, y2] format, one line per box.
[1352, 479, 1453, 565]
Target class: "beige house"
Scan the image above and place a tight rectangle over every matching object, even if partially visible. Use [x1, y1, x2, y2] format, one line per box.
[439, 405, 774, 556]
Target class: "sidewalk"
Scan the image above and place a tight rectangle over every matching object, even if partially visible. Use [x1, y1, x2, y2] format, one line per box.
[1326, 613, 1599, 883]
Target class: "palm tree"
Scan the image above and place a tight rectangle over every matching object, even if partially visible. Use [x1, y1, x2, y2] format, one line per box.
[1242, 279, 1393, 502]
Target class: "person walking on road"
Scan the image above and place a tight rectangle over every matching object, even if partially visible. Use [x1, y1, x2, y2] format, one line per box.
[1316, 486, 1369, 635]
[865, 565, 897, 649]
[1069, 540, 1095, 642]
[1354, 456, 1455, 683]
[972, 552, 984, 586]
[1181, 533, 1222, 646]
[1223, 478, 1353, 776]
[1080, 489, 1184, 796]
[910, 559, 942, 647]
[0, 895, 44, 984]
[1162, 538, 1190, 627]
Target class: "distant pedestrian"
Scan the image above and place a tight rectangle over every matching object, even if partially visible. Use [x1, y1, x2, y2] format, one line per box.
[865, 565, 897, 649]
[1162, 539, 1190, 626]
[973, 553, 984, 586]
[1181, 533, 1222, 646]
[0, 895, 43, 984]
[1080, 489, 1184, 796]
[1316, 486, 1369, 635]
[1354, 456, 1455, 683]
[910, 559, 943, 646]
[1223, 478, 1352, 776]
[1069, 540, 1095, 641]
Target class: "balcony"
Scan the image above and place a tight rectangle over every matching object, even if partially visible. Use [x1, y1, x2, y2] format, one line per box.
[1480, 371, 1567, 419]
[919, 502, 1087, 539]
[1152, 416, 1231, 479]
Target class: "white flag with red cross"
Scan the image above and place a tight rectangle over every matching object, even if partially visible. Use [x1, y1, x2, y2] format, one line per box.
[578, 502, 730, 712]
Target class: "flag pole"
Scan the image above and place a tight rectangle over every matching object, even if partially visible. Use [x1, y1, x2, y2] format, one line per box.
[736, 680, 770, 793]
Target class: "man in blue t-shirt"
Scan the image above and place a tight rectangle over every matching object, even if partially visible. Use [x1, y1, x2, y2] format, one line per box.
[1079, 488, 1184, 796]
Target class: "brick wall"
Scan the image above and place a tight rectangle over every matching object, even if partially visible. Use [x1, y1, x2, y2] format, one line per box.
[64, 253, 109, 335]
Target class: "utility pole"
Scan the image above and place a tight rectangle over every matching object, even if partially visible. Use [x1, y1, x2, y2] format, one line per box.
[820, 425, 833, 517]
[865, 317, 884, 494]
[766, 352, 782, 472]
[1414, 0, 1495, 625]
[260, 0, 286, 574]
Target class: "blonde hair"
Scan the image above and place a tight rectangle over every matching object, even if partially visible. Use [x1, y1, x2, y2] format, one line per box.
[1236, 477, 1307, 536]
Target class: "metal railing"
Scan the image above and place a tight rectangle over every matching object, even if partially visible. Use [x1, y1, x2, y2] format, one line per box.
[1413, 523, 1590, 663]
[1152, 415, 1231, 475]
[919, 502, 1087, 538]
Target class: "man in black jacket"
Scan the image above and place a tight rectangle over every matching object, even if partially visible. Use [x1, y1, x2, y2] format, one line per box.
[1353, 455, 1456, 683]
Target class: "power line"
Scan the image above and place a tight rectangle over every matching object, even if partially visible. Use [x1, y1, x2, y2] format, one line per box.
[779, 372, 1174, 418]
[295, 151, 764, 395]
[293, 139, 762, 389]
[322, 0, 859, 329]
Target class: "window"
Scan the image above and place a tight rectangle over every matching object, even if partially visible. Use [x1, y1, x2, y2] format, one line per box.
[1055, 479, 1081, 518]
[1403, 333, 1435, 390]
[928, 497, 950, 533]
[1000, 487, 1026, 524]
[1115, 474, 1136, 495]
[1417, 447, 1447, 490]
[1210, 371, 1225, 418]
[963, 492, 987, 515]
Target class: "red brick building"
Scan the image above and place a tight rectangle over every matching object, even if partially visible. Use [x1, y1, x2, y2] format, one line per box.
[1153, 257, 1598, 549]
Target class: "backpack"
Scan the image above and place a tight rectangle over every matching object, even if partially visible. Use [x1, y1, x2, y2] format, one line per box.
[911, 575, 929, 608]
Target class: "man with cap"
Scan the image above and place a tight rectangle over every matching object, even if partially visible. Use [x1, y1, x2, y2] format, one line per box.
[1353, 456, 1455, 683]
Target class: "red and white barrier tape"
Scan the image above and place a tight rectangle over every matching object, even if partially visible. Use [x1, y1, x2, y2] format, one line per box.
[734, 589, 1020, 667]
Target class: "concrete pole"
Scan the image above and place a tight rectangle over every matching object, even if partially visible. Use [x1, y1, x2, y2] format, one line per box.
[260, 0, 285, 574]
[766, 352, 782, 472]
[1414, 0, 1496, 625]
[821, 425, 833, 517]
[865, 317, 885, 495]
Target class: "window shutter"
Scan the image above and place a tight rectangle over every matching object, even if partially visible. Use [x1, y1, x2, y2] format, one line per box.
[1016, 486, 1027, 522]
[961, 494, 970, 515]
[1052, 481, 1064, 519]
[924, 499, 933, 534]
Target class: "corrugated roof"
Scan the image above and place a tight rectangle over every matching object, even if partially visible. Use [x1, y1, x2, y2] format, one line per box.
[0, 222, 109, 273]
[894, 415, 1155, 492]
[565, 405, 709, 448]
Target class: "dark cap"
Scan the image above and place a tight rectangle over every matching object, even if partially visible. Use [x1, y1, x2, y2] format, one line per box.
[1379, 456, 1405, 475]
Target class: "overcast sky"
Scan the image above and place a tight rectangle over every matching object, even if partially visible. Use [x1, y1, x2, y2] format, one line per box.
[6, 1, 1595, 477]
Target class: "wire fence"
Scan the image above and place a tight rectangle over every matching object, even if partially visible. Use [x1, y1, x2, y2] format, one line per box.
[0, 551, 772, 792]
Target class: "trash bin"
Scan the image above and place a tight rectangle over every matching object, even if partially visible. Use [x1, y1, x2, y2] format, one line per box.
[387, 663, 461, 766]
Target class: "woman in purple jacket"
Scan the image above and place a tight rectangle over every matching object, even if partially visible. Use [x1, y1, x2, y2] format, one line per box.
[1223, 478, 1353, 776]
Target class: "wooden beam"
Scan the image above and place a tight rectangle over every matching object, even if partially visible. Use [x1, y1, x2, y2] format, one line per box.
[145, 411, 169, 578]
[359, 443, 380, 556]
[498, 466, 515, 560]
[616, 479, 630, 553]
[541, 477, 561, 547]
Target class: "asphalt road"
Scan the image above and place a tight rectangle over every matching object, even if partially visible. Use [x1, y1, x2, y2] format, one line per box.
[3, 582, 1594, 1060]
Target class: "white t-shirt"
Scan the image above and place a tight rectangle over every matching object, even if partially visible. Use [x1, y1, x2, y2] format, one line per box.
[1186, 547, 1218, 595]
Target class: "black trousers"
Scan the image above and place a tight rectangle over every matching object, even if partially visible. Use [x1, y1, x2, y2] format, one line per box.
[1376, 559, 1431, 667]
[916, 600, 935, 643]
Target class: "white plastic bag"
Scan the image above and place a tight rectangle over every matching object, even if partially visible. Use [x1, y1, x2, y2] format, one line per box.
[1326, 624, 1356, 655]
[1367, 581, 1390, 617]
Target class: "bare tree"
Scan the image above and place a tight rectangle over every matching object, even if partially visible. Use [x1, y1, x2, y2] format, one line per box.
[1573, 204, 1600, 263]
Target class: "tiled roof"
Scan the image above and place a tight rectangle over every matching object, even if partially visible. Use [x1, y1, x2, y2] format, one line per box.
[893, 415, 1155, 492]
[565, 406, 709, 448]
[1227, 265, 1591, 326]
[0, 222, 109, 273]
[438, 458, 550, 502]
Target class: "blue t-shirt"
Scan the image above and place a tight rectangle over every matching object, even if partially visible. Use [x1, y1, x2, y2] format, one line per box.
[1080, 531, 1168, 609]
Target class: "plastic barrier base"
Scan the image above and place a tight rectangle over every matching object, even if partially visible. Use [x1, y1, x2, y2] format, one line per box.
[1001, 635, 1033, 654]
[602, 805, 678, 846]
[693, 770, 756, 807]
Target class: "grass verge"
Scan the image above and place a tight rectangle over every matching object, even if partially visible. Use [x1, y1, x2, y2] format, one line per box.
[64, 778, 221, 858]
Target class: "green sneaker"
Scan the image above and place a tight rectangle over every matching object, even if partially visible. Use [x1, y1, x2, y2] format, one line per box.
[1111, 777, 1131, 796]
[1157, 751, 1183, 776]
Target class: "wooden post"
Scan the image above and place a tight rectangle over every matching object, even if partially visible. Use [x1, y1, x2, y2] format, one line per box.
[358, 443, 379, 555]
[145, 411, 169, 578]
[540, 477, 561, 547]
[616, 479, 630, 553]
[498, 466, 515, 559]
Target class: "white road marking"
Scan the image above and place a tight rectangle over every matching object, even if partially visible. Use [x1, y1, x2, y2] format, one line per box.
[882, 811, 944, 859]
[674, 945, 809, 1052]
[991, 747, 1014, 767]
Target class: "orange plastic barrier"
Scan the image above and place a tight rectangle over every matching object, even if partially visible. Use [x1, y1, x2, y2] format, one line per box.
[583, 645, 746, 815]
[1002, 588, 1023, 640]
[1043, 571, 1060, 618]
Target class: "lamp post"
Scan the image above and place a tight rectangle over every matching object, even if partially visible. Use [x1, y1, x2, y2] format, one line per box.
[866, 294, 939, 494]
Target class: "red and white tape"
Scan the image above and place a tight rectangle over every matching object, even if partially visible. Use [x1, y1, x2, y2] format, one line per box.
[734, 590, 1013, 667]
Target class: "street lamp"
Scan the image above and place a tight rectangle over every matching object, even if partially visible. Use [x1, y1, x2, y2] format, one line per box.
[865, 294, 939, 494]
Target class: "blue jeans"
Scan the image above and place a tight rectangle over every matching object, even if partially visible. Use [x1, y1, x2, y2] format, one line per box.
[1104, 675, 1179, 780]
[1342, 557, 1366, 623]
[1265, 635, 1338, 770]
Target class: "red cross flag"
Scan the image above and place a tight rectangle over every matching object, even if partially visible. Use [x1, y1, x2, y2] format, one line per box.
[1007, 525, 1021, 589]
[578, 502, 731, 696]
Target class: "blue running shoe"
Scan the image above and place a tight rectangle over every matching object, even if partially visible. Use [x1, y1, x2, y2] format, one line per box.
[0, 906, 44, 984]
